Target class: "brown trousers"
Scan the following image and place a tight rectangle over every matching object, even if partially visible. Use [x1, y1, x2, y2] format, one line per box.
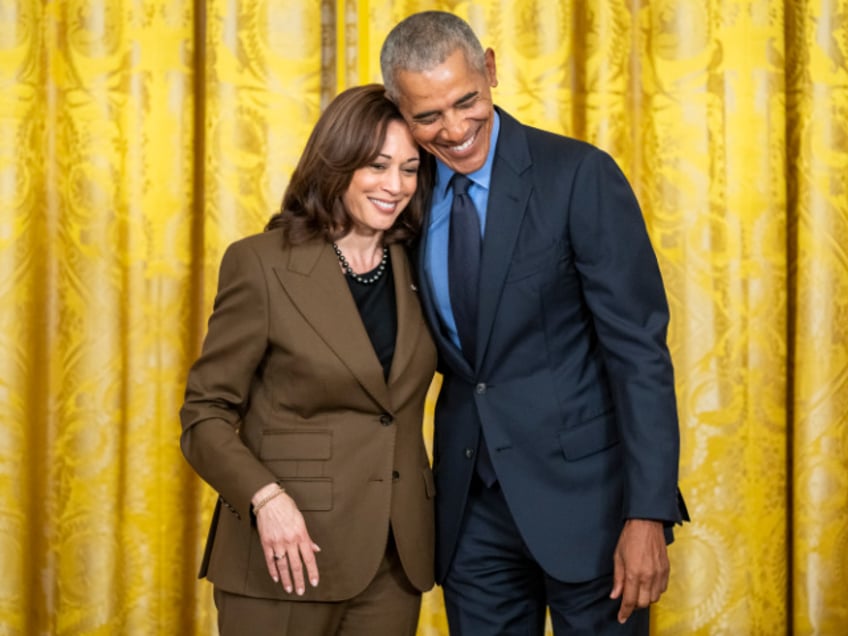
[214, 537, 422, 636]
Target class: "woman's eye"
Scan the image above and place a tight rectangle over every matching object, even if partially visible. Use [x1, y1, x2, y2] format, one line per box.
[370, 163, 387, 170]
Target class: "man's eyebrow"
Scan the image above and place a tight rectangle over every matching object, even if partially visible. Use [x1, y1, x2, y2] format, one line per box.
[411, 91, 480, 121]
[411, 109, 441, 121]
[454, 91, 479, 106]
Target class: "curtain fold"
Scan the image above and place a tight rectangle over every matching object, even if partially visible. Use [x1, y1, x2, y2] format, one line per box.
[1, 0, 199, 633]
[636, 3, 789, 634]
[787, 1, 848, 633]
[0, 1, 846, 634]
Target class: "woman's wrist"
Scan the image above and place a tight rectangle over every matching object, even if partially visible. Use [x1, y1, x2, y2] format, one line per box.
[252, 482, 286, 514]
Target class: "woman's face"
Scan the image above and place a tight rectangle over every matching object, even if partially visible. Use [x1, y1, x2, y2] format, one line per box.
[342, 120, 420, 236]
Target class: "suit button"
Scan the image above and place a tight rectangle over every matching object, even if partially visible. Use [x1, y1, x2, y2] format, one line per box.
[464, 448, 474, 459]
[392, 470, 400, 481]
[475, 383, 487, 394]
[380, 414, 393, 426]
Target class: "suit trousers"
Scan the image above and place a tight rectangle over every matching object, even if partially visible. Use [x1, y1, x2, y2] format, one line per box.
[214, 532, 421, 636]
[442, 476, 649, 636]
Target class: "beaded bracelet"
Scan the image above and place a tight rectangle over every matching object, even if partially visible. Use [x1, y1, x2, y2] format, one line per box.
[252, 486, 286, 514]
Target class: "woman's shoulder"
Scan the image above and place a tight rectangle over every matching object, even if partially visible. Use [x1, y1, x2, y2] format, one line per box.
[228, 226, 323, 262]
[228, 226, 286, 252]
[224, 228, 330, 273]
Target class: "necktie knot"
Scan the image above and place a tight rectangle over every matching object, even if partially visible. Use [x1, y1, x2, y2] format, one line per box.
[451, 173, 472, 197]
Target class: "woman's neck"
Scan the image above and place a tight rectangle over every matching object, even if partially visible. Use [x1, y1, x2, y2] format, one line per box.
[334, 232, 386, 274]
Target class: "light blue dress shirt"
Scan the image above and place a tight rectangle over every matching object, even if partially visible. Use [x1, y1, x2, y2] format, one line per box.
[424, 112, 501, 350]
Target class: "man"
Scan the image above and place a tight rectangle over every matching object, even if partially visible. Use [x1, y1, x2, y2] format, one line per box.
[380, 11, 688, 636]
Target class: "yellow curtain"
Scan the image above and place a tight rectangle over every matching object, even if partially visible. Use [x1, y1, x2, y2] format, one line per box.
[1, 1, 846, 634]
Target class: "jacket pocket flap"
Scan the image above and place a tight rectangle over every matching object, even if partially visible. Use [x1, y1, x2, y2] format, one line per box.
[559, 411, 619, 461]
[279, 477, 333, 511]
[260, 430, 331, 460]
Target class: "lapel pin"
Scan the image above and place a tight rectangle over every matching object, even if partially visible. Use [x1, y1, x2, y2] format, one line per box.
[410, 283, 418, 292]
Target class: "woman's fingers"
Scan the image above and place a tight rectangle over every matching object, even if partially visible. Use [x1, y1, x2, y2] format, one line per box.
[266, 543, 320, 595]
[274, 552, 295, 594]
[286, 541, 320, 594]
[256, 494, 321, 593]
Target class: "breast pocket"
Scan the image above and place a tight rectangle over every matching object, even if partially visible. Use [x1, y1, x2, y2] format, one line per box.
[505, 243, 569, 285]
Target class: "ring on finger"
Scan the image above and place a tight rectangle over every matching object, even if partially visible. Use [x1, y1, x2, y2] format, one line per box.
[273, 554, 284, 561]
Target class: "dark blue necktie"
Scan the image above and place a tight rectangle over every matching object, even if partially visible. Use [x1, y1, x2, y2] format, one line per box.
[448, 173, 481, 365]
[447, 173, 497, 487]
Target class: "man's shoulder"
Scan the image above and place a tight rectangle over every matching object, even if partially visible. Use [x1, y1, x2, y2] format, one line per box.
[523, 120, 599, 157]
[497, 107, 603, 162]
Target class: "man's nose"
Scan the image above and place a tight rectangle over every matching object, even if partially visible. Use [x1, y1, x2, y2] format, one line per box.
[441, 110, 467, 141]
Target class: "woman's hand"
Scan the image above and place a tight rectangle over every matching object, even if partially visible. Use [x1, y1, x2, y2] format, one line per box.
[252, 483, 321, 595]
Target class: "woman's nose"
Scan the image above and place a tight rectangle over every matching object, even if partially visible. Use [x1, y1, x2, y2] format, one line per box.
[382, 167, 402, 193]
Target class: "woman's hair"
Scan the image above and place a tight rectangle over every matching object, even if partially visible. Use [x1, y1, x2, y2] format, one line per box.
[266, 84, 432, 246]
[380, 11, 487, 102]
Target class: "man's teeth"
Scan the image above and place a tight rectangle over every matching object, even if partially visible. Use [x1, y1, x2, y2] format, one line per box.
[452, 135, 474, 152]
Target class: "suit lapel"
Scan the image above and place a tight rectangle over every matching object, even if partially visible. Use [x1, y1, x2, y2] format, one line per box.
[387, 243, 422, 386]
[273, 240, 392, 411]
[476, 110, 533, 368]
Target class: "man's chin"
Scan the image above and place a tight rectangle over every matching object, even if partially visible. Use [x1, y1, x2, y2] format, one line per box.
[434, 152, 487, 175]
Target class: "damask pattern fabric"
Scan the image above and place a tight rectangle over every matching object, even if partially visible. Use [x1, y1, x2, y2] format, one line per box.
[0, 1, 846, 635]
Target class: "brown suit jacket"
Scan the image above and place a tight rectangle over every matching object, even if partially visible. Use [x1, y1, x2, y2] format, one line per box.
[180, 229, 437, 601]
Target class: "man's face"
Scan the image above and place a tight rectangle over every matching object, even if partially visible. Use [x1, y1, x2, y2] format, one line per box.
[392, 47, 498, 175]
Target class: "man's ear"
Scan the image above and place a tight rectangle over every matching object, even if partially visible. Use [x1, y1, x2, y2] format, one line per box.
[484, 48, 498, 88]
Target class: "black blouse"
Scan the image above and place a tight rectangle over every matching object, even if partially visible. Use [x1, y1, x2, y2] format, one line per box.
[344, 255, 396, 380]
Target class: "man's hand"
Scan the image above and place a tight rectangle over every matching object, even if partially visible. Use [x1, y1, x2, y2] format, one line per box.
[609, 519, 669, 624]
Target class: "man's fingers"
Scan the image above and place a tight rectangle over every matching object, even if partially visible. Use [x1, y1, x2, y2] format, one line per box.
[609, 552, 625, 599]
[651, 565, 669, 602]
[637, 580, 653, 608]
[617, 579, 638, 624]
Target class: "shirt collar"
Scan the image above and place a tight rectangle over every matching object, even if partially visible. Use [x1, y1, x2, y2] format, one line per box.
[435, 110, 501, 197]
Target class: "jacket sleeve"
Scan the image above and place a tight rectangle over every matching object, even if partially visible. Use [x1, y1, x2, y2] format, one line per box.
[179, 239, 279, 520]
[568, 148, 683, 524]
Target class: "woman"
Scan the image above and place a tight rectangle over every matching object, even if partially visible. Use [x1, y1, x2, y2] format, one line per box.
[179, 84, 437, 635]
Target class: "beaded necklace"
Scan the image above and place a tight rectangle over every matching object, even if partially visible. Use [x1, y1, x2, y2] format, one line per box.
[332, 243, 388, 285]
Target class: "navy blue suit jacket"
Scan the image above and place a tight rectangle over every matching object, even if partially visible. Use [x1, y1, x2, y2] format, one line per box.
[419, 108, 687, 584]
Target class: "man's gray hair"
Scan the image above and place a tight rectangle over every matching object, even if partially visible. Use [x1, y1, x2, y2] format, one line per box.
[380, 11, 487, 100]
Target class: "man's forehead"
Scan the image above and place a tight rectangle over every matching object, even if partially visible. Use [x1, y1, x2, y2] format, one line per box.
[395, 64, 480, 101]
